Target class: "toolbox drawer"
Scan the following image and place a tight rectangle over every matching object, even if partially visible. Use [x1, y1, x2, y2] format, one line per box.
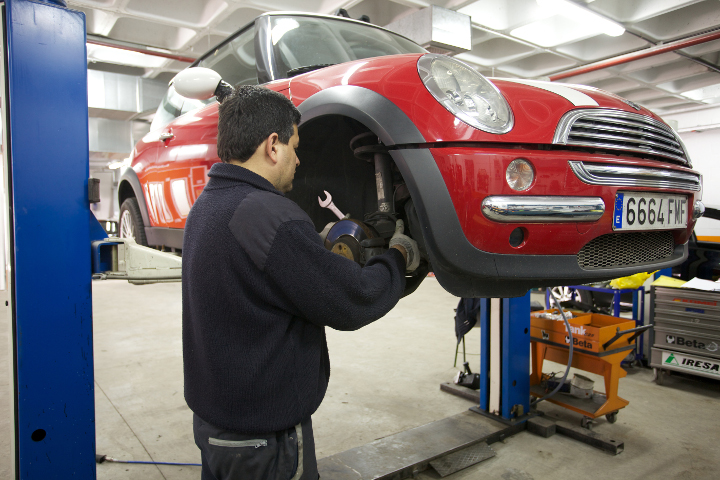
[654, 287, 720, 326]
[653, 325, 720, 359]
[654, 317, 720, 338]
[652, 308, 720, 331]
[650, 347, 720, 380]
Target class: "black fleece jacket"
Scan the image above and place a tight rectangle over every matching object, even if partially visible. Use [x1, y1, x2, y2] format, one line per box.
[182, 162, 407, 434]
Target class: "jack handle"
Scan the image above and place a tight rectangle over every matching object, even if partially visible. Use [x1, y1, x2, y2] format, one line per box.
[602, 324, 653, 351]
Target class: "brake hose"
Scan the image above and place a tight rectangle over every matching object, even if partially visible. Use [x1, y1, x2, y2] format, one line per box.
[530, 290, 574, 406]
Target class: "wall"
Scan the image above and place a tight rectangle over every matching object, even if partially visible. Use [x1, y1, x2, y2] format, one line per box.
[679, 128, 720, 240]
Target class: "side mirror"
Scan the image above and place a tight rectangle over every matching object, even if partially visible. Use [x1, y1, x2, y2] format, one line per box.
[171, 67, 234, 103]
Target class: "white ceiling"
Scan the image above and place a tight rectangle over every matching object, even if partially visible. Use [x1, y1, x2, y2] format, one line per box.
[73, 0, 720, 119]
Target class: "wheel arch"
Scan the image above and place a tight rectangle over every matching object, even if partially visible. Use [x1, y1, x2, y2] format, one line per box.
[117, 167, 151, 227]
[297, 86, 494, 294]
[297, 85, 426, 146]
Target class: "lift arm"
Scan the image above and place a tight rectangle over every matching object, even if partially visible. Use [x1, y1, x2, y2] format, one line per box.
[91, 237, 182, 284]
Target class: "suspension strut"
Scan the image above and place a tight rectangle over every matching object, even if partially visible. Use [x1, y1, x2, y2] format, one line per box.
[373, 152, 394, 213]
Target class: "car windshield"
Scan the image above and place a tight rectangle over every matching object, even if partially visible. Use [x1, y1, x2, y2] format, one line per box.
[269, 15, 426, 79]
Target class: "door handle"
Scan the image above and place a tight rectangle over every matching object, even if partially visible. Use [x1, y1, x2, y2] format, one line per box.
[160, 132, 175, 141]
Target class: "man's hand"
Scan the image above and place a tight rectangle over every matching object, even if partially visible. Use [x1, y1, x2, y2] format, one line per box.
[388, 220, 420, 272]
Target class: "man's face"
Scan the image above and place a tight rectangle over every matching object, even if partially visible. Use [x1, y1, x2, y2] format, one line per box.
[276, 124, 300, 193]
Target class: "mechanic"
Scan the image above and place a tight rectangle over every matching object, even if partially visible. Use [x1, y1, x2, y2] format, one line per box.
[182, 85, 421, 480]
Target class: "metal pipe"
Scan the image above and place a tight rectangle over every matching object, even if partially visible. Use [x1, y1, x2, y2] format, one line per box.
[87, 38, 197, 64]
[549, 30, 720, 81]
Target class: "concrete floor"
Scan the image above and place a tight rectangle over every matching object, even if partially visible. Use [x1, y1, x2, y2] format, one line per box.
[2, 278, 720, 479]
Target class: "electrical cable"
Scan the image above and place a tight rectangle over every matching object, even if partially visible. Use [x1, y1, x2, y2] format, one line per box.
[530, 290, 574, 406]
[96, 455, 200, 467]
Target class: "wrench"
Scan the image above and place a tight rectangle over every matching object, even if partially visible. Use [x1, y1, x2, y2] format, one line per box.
[318, 190, 346, 220]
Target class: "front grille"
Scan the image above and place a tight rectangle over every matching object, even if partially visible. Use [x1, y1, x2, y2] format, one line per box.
[577, 231, 674, 269]
[554, 109, 690, 166]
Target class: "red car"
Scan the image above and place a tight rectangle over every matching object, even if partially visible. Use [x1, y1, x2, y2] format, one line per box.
[117, 12, 703, 297]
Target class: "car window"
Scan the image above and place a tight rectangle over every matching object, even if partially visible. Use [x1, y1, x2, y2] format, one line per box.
[270, 16, 426, 78]
[150, 86, 185, 131]
[199, 27, 257, 87]
[181, 97, 214, 116]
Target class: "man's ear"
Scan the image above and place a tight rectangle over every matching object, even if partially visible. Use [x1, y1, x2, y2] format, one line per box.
[265, 132, 280, 164]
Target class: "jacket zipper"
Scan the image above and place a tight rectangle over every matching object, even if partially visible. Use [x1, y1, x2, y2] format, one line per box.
[208, 437, 268, 448]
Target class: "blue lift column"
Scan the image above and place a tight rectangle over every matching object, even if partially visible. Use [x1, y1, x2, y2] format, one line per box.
[4, 0, 96, 477]
[473, 294, 532, 422]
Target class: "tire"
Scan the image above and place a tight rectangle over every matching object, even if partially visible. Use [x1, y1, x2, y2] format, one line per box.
[606, 412, 618, 424]
[119, 197, 148, 246]
[546, 286, 580, 309]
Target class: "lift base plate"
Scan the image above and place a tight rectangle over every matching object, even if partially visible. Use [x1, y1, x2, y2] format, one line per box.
[317, 411, 523, 479]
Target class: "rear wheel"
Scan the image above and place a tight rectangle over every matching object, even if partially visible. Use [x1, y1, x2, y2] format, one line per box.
[119, 197, 148, 246]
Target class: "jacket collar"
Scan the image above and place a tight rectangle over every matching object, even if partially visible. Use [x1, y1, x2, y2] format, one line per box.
[207, 162, 283, 196]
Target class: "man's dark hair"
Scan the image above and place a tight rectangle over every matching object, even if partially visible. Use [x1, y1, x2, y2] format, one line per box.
[217, 85, 301, 163]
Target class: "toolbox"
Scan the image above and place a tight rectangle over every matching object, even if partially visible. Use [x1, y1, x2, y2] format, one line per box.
[530, 309, 651, 426]
[650, 286, 720, 382]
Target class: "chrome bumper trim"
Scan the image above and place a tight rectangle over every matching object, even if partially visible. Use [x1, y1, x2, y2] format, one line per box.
[482, 196, 605, 223]
[569, 161, 701, 192]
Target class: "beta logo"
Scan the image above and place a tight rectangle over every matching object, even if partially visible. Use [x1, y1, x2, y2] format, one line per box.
[670, 335, 711, 350]
[564, 335, 593, 349]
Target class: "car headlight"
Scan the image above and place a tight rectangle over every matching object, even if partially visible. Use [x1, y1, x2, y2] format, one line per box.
[417, 54, 513, 134]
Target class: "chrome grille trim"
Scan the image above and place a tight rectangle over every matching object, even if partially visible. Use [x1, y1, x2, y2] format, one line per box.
[569, 161, 701, 192]
[554, 109, 690, 166]
[569, 130, 685, 156]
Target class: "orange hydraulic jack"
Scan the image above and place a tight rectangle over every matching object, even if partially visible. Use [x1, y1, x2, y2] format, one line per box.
[530, 309, 651, 427]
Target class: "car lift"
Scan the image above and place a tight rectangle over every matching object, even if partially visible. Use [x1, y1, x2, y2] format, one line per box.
[2, 1, 619, 477]
[4, 1, 180, 477]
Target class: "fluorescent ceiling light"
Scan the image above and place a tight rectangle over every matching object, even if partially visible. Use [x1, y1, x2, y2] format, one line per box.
[681, 83, 720, 102]
[459, 0, 551, 30]
[511, 0, 624, 47]
[537, 0, 624, 36]
[87, 44, 167, 69]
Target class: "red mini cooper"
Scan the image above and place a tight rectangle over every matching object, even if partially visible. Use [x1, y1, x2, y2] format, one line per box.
[117, 12, 703, 297]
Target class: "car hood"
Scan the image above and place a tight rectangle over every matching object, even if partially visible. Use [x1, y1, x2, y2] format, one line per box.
[288, 53, 669, 145]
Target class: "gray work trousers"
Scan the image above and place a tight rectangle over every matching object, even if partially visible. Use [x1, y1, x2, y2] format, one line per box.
[193, 414, 318, 480]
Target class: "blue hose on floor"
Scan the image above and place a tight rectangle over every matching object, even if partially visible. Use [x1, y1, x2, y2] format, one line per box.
[96, 454, 201, 467]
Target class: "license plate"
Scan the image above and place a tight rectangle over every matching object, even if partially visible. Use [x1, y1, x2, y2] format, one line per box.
[612, 192, 688, 231]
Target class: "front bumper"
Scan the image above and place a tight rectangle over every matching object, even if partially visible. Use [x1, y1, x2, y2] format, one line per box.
[390, 147, 692, 298]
